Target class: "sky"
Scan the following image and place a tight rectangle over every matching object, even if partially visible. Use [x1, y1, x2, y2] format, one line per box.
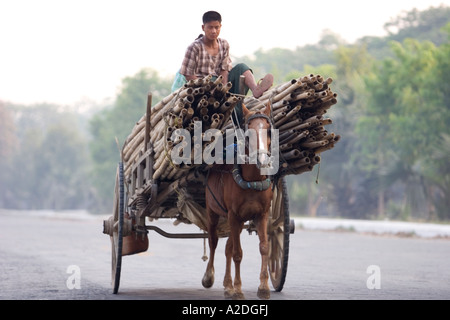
[0, 0, 448, 106]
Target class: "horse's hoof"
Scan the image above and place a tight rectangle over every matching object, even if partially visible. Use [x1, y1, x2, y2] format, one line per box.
[232, 292, 246, 300]
[224, 288, 234, 299]
[202, 272, 214, 288]
[257, 288, 271, 300]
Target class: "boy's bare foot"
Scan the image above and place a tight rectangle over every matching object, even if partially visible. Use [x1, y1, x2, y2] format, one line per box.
[253, 74, 274, 98]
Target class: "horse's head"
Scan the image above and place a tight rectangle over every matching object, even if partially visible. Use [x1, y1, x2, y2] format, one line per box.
[242, 102, 273, 170]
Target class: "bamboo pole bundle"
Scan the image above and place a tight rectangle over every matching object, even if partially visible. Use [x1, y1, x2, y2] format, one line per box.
[238, 73, 339, 177]
[122, 72, 339, 189]
[122, 75, 242, 180]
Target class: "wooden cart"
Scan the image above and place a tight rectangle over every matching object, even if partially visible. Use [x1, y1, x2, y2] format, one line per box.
[103, 92, 295, 295]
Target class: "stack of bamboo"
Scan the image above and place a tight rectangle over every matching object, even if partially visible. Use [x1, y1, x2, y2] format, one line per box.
[122, 73, 339, 183]
[122, 75, 242, 180]
[241, 74, 340, 176]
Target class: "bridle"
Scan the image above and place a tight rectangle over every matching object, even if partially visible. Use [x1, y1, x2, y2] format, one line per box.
[243, 112, 273, 169]
[244, 112, 273, 133]
[229, 111, 274, 191]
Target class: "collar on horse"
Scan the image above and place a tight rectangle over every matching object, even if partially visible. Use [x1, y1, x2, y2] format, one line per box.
[205, 162, 272, 215]
[231, 163, 272, 191]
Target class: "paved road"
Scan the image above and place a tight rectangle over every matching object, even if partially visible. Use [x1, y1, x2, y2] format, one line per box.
[0, 210, 449, 300]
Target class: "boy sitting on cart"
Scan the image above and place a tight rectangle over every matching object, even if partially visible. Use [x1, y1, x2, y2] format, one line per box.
[172, 11, 274, 125]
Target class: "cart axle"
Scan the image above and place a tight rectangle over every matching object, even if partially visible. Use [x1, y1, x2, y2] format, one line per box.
[146, 225, 209, 239]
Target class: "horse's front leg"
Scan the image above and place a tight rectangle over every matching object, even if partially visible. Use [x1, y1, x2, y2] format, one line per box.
[223, 236, 234, 298]
[256, 213, 270, 299]
[202, 209, 219, 288]
[227, 214, 245, 300]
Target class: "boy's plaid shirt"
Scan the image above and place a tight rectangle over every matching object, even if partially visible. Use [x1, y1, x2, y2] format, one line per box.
[180, 37, 233, 78]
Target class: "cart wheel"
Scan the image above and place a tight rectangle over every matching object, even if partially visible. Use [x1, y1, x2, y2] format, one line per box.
[110, 162, 125, 294]
[267, 177, 293, 292]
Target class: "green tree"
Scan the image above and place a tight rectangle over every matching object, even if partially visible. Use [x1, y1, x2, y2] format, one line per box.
[1, 103, 91, 210]
[89, 68, 171, 212]
[37, 124, 90, 209]
[426, 134, 450, 220]
[358, 33, 450, 220]
[422, 23, 450, 219]
[384, 5, 450, 45]
[285, 47, 377, 219]
[0, 102, 16, 158]
[0, 102, 17, 208]
[359, 4, 450, 60]
[324, 44, 378, 219]
[235, 30, 339, 82]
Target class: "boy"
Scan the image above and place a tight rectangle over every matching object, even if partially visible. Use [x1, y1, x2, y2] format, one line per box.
[172, 11, 273, 123]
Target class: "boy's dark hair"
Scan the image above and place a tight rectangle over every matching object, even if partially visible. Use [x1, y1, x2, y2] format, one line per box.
[202, 11, 222, 24]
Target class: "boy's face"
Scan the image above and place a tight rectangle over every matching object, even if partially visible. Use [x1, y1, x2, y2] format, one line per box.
[202, 20, 221, 41]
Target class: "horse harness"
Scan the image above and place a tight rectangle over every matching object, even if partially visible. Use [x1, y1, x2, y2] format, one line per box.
[205, 112, 274, 213]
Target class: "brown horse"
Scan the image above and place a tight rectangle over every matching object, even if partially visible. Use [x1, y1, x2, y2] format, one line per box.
[202, 103, 274, 300]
